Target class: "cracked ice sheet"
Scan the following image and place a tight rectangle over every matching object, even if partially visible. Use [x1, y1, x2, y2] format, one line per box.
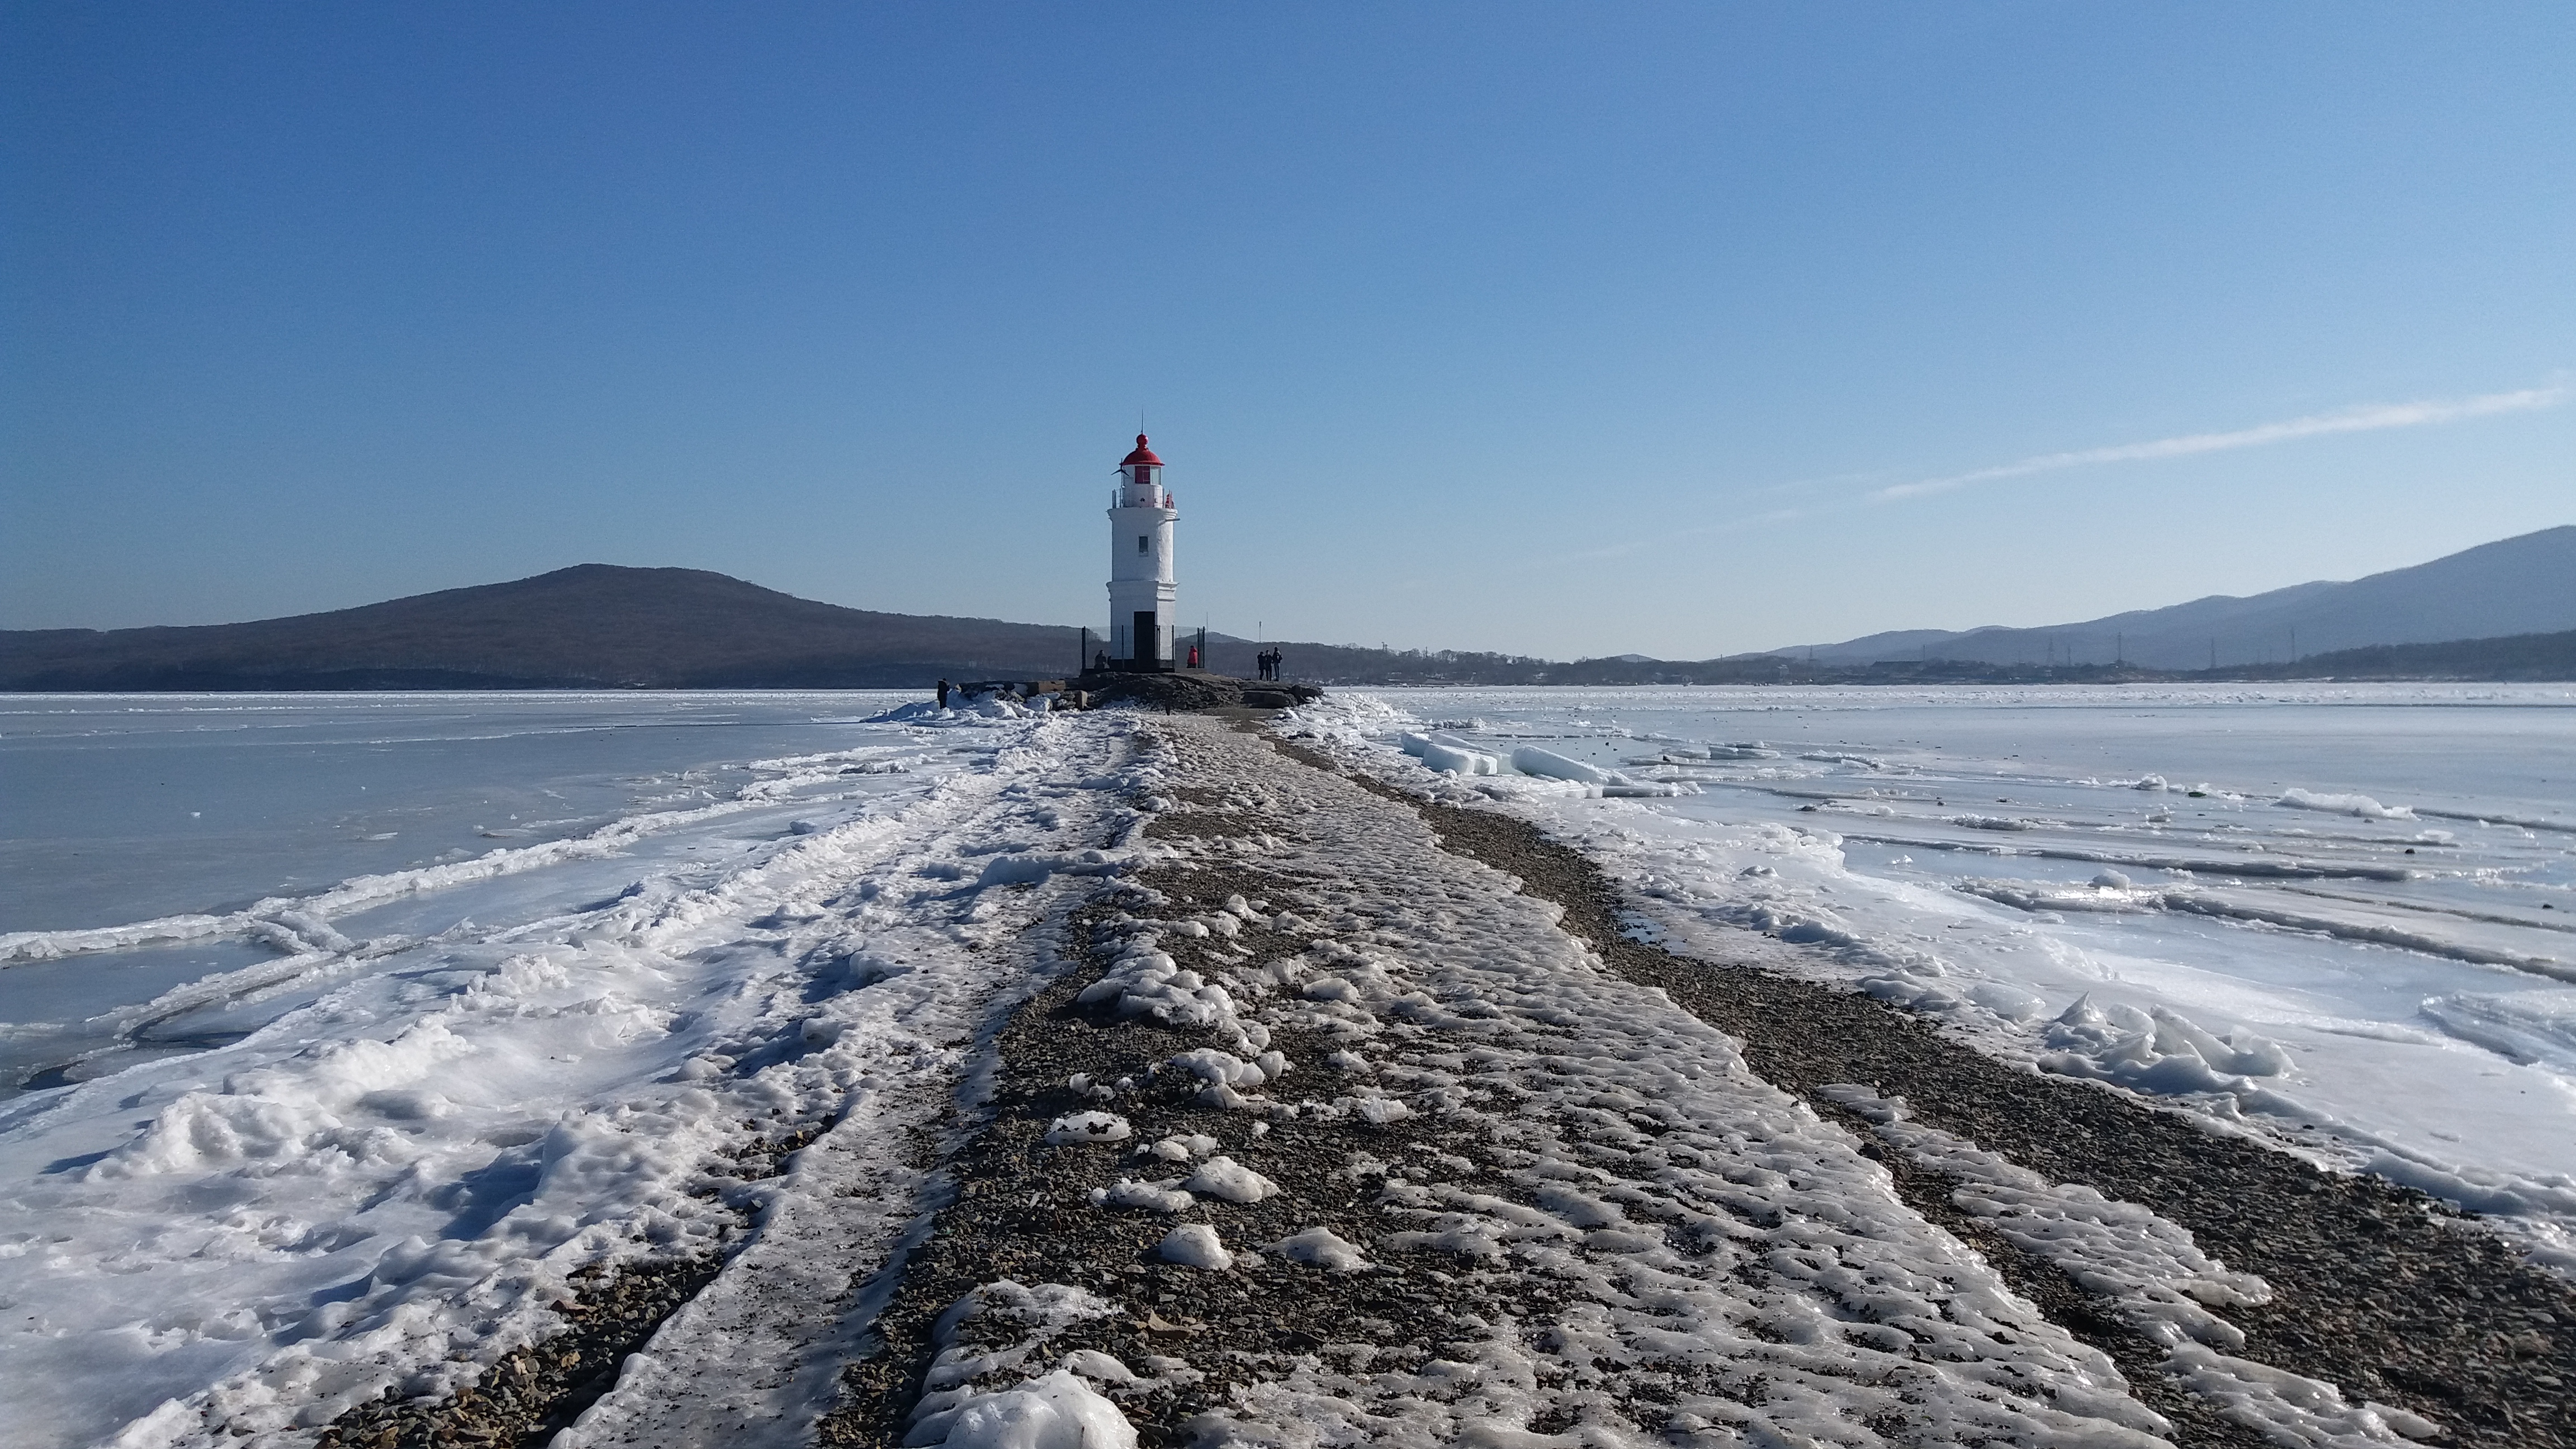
[0, 712, 1150, 1449]
[1081, 719, 2173, 1447]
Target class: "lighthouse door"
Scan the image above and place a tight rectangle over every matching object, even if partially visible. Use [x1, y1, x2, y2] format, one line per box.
[1133, 612, 1161, 665]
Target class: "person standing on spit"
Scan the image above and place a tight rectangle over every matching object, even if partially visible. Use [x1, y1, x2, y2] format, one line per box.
[936, 678, 951, 709]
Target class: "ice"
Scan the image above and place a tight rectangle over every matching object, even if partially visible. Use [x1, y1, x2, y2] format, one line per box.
[1153, 1223, 1232, 1269]
[8, 683, 2569, 1442]
[1507, 744, 1619, 784]
[2416, 989, 2576, 1070]
[2038, 997, 2296, 1093]
[0, 694, 1153, 1448]
[1951, 812, 2037, 830]
[1284, 683, 2576, 1265]
[0, 692, 974, 1096]
[2279, 787, 2416, 820]
[1418, 738, 1501, 776]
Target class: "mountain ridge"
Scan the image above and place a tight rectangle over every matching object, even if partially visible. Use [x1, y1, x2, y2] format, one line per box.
[7, 527, 2573, 689]
[1770, 525, 2576, 669]
[0, 565, 1091, 690]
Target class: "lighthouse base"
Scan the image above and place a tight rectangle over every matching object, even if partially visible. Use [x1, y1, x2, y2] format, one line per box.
[1075, 669, 1323, 711]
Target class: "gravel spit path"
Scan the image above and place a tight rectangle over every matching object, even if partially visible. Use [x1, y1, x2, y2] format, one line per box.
[811, 717, 2571, 1447]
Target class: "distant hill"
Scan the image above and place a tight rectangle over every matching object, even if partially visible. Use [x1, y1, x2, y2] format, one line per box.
[2268, 628, 2576, 682]
[0, 566, 1092, 690]
[1773, 525, 2576, 670]
[11, 529, 2573, 692]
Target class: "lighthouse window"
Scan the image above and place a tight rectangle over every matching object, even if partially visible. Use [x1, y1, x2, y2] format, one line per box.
[1137, 535, 1148, 554]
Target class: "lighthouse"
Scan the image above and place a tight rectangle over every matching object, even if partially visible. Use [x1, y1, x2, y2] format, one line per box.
[1107, 433, 1177, 669]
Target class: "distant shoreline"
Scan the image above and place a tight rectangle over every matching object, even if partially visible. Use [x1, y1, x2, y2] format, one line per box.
[9, 554, 2571, 692]
[6, 664, 2573, 694]
[11, 628, 2569, 692]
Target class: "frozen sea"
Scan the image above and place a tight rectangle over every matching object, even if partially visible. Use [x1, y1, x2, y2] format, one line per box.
[1292, 684, 2576, 1263]
[0, 690, 1142, 1448]
[2, 692, 966, 1094]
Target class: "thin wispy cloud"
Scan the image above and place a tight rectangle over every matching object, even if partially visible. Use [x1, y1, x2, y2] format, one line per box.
[1871, 383, 2569, 503]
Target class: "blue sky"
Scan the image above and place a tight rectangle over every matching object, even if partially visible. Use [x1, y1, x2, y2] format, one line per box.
[4, 3, 2569, 658]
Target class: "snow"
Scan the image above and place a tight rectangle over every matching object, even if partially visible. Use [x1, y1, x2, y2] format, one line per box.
[905, 1282, 1139, 1448]
[933, 1371, 1135, 1449]
[1822, 1085, 2437, 1446]
[0, 693, 1158, 1449]
[1177, 1155, 1278, 1204]
[1818, 1086, 2278, 1343]
[1267, 1225, 1368, 1271]
[1087, 1178, 1195, 1214]
[1071, 717, 2184, 1445]
[1044, 1111, 1133, 1146]
[1153, 1223, 1232, 1270]
[1281, 683, 2576, 1271]
[1140, 1131, 1218, 1163]
[8, 684, 2566, 1443]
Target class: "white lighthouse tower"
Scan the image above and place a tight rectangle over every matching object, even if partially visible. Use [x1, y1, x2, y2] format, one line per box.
[1107, 433, 1177, 669]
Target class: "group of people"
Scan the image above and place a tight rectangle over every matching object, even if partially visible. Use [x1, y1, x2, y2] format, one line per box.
[1254, 647, 1286, 681]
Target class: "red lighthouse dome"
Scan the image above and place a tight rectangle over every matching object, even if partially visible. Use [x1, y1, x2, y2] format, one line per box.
[1120, 434, 1162, 467]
